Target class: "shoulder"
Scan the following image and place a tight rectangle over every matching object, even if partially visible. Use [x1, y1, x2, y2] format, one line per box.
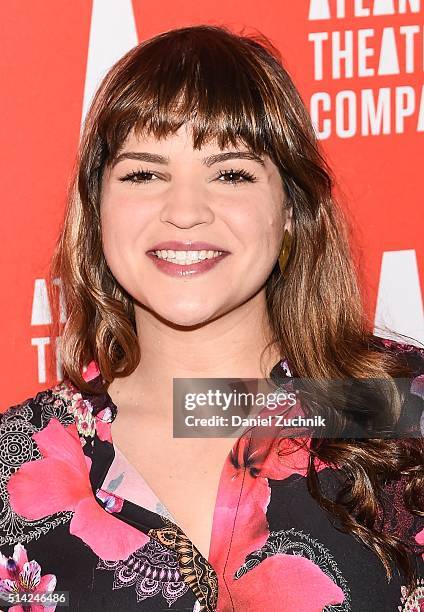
[369, 335, 424, 408]
[369, 334, 424, 375]
[368, 337, 424, 550]
[0, 380, 80, 433]
[0, 380, 80, 547]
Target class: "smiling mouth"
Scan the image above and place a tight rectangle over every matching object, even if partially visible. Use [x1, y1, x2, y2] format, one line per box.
[150, 249, 225, 265]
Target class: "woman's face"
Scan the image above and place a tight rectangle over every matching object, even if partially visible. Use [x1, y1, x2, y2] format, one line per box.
[100, 124, 291, 327]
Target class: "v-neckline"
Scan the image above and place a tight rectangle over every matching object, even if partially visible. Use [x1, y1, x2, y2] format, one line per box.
[79, 372, 250, 561]
[73, 375, 247, 611]
[66, 356, 295, 610]
[102, 439, 178, 522]
[76, 354, 295, 545]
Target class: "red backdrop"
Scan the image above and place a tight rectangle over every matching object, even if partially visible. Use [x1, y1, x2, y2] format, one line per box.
[1, 0, 423, 410]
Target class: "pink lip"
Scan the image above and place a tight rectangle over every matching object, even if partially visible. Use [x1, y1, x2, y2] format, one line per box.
[147, 240, 229, 252]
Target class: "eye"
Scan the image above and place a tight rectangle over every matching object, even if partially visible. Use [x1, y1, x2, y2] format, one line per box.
[119, 169, 159, 184]
[118, 167, 258, 186]
[217, 168, 257, 186]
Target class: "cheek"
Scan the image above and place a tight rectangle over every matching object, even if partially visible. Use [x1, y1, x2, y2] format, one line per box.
[100, 202, 147, 298]
[100, 196, 146, 256]
[230, 202, 284, 255]
[100, 206, 123, 263]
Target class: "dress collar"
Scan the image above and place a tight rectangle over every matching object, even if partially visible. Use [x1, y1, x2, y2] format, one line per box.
[61, 355, 295, 609]
[82, 357, 293, 402]
[268, 356, 294, 386]
[80, 355, 295, 417]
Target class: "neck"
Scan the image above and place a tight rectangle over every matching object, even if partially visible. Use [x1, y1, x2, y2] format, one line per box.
[106, 289, 283, 415]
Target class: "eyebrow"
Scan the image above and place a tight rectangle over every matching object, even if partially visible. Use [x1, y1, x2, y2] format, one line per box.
[110, 150, 265, 168]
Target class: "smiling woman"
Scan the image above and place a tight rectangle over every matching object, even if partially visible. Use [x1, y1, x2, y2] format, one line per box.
[0, 24, 423, 612]
[99, 124, 288, 327]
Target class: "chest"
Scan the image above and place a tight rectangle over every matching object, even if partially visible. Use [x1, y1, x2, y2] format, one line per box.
[108, 419, 234, 560]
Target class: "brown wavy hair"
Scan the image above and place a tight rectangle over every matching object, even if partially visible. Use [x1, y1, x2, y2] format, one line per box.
[49, 24, 424, 594]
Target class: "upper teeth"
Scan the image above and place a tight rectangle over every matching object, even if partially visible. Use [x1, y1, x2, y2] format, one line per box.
[153, 249, 223, 264]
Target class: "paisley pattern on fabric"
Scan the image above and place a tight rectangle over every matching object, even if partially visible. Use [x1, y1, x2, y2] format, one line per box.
[398, 576, 424, 611]
[0, 397, 74, 546]
[96, 539, 191, 606]
[148, 517, 219, 612]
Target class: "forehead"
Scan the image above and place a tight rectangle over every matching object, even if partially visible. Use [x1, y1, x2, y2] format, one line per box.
[118, 124, 254, 154]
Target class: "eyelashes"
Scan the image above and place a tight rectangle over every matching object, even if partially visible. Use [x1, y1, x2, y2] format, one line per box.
[118, 167, 258, 186]
[216, 168, 257, 185]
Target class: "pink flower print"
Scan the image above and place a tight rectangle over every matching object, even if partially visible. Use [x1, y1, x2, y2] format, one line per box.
[53, 381, 77, 403]
[80, 361, 114, 443]
[95, 488, 124, 514]
[416, 528, 424, 561]
[0, 543, 57, 612]
[209, 434, 342, 611]
[260, 435, 328, 479]
[94, 407, 114, 443]
[409, 372, 424, 436]
[73, 400, 96, 439]
[7, 418, 149, 561]
[229, 553, 345, 611]
[381, 338, 396, 349]
[411, 374, 424, 400]
[81, 360, 101, 382]
[398, 577, 424, 611]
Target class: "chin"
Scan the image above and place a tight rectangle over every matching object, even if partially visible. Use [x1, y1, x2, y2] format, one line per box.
[151, 301, 223, 328]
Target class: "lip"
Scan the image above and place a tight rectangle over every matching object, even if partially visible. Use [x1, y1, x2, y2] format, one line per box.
[147, 240, 230, 253]
[146, 249, 230, 278]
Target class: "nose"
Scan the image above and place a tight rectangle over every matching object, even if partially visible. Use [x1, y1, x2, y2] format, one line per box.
[159, 182, 215, 229]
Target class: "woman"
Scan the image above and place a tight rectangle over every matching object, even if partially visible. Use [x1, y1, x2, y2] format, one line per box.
[0, 24, 423, 612]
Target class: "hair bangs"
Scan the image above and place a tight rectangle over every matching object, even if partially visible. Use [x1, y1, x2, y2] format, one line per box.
[102, 27, 274, 165]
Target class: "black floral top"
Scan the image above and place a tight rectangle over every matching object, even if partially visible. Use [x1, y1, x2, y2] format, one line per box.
[0, 336, 423, 611]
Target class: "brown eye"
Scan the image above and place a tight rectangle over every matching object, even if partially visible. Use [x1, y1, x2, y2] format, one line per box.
[119, 170, 158, 184]
[217, 169, 257, 185]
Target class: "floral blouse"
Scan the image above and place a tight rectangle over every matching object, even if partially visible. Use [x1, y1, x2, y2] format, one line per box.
[0, 336, 423, 612]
